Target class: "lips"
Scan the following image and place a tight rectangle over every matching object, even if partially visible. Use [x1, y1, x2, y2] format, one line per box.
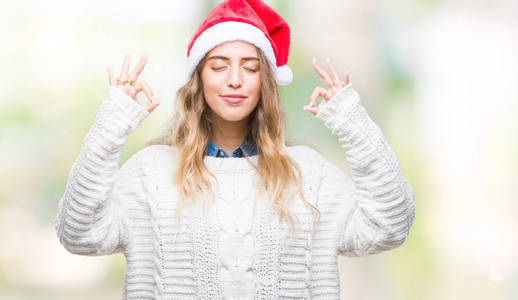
[221, 95, 246, 104]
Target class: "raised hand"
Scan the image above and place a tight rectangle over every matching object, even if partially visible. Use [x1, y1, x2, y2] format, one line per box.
[107, 54, 161, 113]
[304, 57, 350, 116]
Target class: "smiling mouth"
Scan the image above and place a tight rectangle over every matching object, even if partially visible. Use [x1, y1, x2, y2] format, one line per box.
[221, 96, 246, 104]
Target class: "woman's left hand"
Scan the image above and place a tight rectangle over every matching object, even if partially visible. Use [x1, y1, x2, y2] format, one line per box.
[304, 58, 350, 116]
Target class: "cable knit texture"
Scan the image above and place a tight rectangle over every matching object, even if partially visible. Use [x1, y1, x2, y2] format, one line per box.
[55, 82, 416, 299]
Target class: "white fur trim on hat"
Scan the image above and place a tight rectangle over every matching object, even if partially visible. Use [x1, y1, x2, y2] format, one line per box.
[276, 65, 293, 86]
[186, 21, 288, 85]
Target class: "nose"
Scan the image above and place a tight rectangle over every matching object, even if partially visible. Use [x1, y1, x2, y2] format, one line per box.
[227, 65, 242, 88]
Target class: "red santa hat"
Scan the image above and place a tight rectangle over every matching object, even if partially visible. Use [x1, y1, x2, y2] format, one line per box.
[186, 0, 293, 86]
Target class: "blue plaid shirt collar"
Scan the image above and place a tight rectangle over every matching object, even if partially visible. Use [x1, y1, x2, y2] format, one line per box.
[206, 138, 258, 158]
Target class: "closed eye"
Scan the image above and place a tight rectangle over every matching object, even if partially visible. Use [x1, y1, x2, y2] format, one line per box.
[211, 66, 258, 72]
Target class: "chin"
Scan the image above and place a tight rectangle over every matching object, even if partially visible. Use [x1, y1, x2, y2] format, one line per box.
[220, 113, 248, 122]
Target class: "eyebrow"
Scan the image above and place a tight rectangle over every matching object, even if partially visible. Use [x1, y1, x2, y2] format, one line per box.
[207, 55, 259, 62]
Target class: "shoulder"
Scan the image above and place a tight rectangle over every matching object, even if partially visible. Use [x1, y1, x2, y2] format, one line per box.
[284, 144, 343, 177]
[135, 144, 176, 158]
[284, 144, 321, 160]
[123, 144, 178, 169]
[283, 144, 324, 171]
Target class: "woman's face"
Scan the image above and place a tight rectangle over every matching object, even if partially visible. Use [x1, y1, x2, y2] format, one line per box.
[201, 40, 261, 123]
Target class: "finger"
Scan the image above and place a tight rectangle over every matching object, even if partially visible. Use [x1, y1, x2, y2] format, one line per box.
[107, 67, 114, 86]
[303, 104, 319, 116]
[307, 86, 330, 109]
[325, 58, 343, 88]
[134, 81, 160, 112]
[146, 98, 161, 113]
[312, 58, 333, 88]
[119, 54, 131, 83]
[134, 80, 154, 101]
[308, 86, 322, 107]
[128, 55, 148, 84]
[344, 71, 350, 85]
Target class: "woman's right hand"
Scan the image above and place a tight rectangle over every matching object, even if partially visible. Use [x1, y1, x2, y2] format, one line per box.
[107, 54, 161, 113]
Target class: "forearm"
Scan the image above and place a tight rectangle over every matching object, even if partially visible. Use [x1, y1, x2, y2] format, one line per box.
[55, 86, 149, 255]
[315, 83, 416, 256]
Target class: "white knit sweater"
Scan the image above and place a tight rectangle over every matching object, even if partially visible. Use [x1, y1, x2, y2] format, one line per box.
[55, 82, 416, 299]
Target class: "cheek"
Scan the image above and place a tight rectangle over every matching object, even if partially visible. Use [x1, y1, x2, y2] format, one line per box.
[246, 74, 260, 93]
[202, 75, 224, 105]
[202, 74, 221, 93]
[252, 79, 261, 98]
[248, 84, 261, 109]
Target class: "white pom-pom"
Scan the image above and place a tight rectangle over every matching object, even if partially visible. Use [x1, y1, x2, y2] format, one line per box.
[276, 65, 293, 86]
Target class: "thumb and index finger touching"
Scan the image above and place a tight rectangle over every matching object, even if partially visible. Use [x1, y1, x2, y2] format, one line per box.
[304, 57, 351, 116]
[106, 54, 160, 114]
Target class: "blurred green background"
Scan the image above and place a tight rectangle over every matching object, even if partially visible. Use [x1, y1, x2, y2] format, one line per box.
[1, 0, 517, 299]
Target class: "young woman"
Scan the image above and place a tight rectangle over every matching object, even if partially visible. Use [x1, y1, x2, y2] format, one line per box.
[55, 0, 416, 299]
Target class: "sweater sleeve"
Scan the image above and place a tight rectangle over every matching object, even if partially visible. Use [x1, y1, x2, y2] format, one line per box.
[54, 86, 149, 256]
[312, 82, 416, 257]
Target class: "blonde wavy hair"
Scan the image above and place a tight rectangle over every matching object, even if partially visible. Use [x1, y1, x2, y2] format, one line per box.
[147, 45, 320, 232]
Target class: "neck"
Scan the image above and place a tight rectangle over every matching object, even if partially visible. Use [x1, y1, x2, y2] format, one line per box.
[211, 115, 250, 154]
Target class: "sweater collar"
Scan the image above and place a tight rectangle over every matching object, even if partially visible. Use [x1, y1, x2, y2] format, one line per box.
[203, 154, 259, 173]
